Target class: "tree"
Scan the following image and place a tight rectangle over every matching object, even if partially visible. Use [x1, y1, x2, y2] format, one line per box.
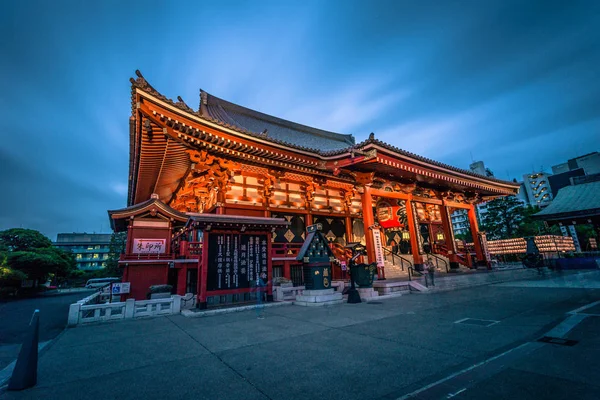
[0, 253, 26, 288]
[480, 196, 525, 240]
[455, 231, 473, 243]
[0, 228, 52, 251]
[104, 231, 127, 277]
[0, 228, 76, 284]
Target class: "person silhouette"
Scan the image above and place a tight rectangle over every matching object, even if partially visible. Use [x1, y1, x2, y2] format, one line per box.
[255, 273, 267, 319]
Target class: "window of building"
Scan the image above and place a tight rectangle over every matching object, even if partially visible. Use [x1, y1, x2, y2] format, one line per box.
[76, 254, 82, 259]
[93, 254, 99, 259]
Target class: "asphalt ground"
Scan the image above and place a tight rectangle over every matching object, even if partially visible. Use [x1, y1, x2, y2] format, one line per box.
[1, 272, 599, 400]
[0, 291, 93, 370]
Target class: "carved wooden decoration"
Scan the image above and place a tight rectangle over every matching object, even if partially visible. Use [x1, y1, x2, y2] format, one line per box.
[352, 171, 375, 186]
[171, 150, 241, 212]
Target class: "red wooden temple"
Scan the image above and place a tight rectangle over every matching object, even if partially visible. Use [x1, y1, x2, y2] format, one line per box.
[108, 70, 519, 306]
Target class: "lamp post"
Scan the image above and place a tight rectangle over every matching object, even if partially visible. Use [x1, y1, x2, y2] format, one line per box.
[345, 242, 366, 304]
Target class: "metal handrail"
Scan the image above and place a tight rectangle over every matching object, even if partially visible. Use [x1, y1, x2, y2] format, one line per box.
[428, 253, 449, 273]
[382, 247, 413, 271]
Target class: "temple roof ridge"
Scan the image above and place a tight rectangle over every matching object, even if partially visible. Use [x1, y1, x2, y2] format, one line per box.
[199, 89, 356, 147]
[130, 70, 518, 189]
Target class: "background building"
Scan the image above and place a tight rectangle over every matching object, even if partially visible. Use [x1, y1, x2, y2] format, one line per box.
[54, 233, 112, 270]
[451, 161, 493, 236]
[551, 152, 600, 176]
[549, 152, 600, 198]
[522, 171, 553, 207]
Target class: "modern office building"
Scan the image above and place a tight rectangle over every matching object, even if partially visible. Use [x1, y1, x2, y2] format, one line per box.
[522, 171, 553, 207]
[552, 152, 600, 176]
[54, 233, 112, 270]
[451, 161, 493, 236]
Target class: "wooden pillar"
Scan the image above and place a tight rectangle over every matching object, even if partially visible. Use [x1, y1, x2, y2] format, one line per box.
[283, 261, 291, 279]
[468, 204, 484, 266]
[405, 200, 423, 267]
[305, 213, 313, 226]
[440, 205, 457, 262]
[177, 265, 187, 295]
[361, 186, 376, 263]
[345, 216, 353, 244]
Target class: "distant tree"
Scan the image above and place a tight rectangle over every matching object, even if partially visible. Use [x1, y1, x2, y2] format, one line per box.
[0, 228, 52, 251]
[104, 231, 127, 277]
[0, 253, 26, 289]
[455, 231, 473, 243]
[0, 228, 76, 283]
[480, 196, 525, 240]
[575, 225, 598, 250]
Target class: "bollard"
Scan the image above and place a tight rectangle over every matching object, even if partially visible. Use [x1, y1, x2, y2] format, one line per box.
[8, 310, 40, 391]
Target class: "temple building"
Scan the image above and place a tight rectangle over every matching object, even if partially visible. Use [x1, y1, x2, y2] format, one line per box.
[109, 70, 520, 305]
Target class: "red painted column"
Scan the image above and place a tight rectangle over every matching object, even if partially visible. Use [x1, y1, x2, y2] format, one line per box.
[405, 199, 423, 267]
[361, 186, 376, 264]
[305, 213, 313, 227]
[345, 216, 353, 245]
[283, 261, 291, 279]
[440, 205, 457, 263]
[468, 204, 484, 266]
[177, 265, 187, 295]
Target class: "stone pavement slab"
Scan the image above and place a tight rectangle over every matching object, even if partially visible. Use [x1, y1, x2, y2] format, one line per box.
[1, 271, 599, 400]
[2, 354, 269, 400]
[455, 367, 600, 400]
[217, 327, 466, 400]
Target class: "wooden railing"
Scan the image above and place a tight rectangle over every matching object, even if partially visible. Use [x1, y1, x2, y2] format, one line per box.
[271, 243, 303, 259]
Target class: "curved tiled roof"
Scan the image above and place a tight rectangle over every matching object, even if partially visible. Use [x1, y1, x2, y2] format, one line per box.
[325, 136, 519, 187]
[535, 181, 600, 219]
[130, 70, 518, 190]
[201, 91, 355, 152]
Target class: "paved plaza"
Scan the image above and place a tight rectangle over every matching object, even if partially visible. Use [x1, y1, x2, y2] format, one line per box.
[1, 271, 599, 400]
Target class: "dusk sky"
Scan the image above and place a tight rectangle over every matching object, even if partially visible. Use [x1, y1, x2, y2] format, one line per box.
[1, 0, 599, 240]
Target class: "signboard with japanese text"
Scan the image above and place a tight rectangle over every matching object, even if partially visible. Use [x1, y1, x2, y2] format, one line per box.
[207, 233, 268, 292]
[371, 228, 385, 268]
[132, 239, 166, 254]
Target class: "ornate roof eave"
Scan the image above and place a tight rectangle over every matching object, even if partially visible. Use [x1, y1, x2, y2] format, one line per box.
[131, 71, 338, 158]
[139, 109, 356, 185]
[322, 136, 520, 193]
[108, 196, 189, 231]
[130, 71, 519, 194]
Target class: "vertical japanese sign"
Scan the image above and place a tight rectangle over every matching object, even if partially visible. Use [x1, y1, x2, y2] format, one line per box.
[567, 225, 582, 252]
[371, 227, 385, 268]
[478, 232, 491, 264]
[207, 233, 268, 291]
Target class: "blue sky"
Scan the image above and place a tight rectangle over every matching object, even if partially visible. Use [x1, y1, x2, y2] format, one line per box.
[1, 0, 599, 239]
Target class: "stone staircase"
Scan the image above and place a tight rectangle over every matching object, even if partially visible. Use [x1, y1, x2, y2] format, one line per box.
[381, 253, 413, 279]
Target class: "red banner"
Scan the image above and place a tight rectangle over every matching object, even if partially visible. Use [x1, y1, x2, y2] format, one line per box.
[376, 201, 405, 229]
